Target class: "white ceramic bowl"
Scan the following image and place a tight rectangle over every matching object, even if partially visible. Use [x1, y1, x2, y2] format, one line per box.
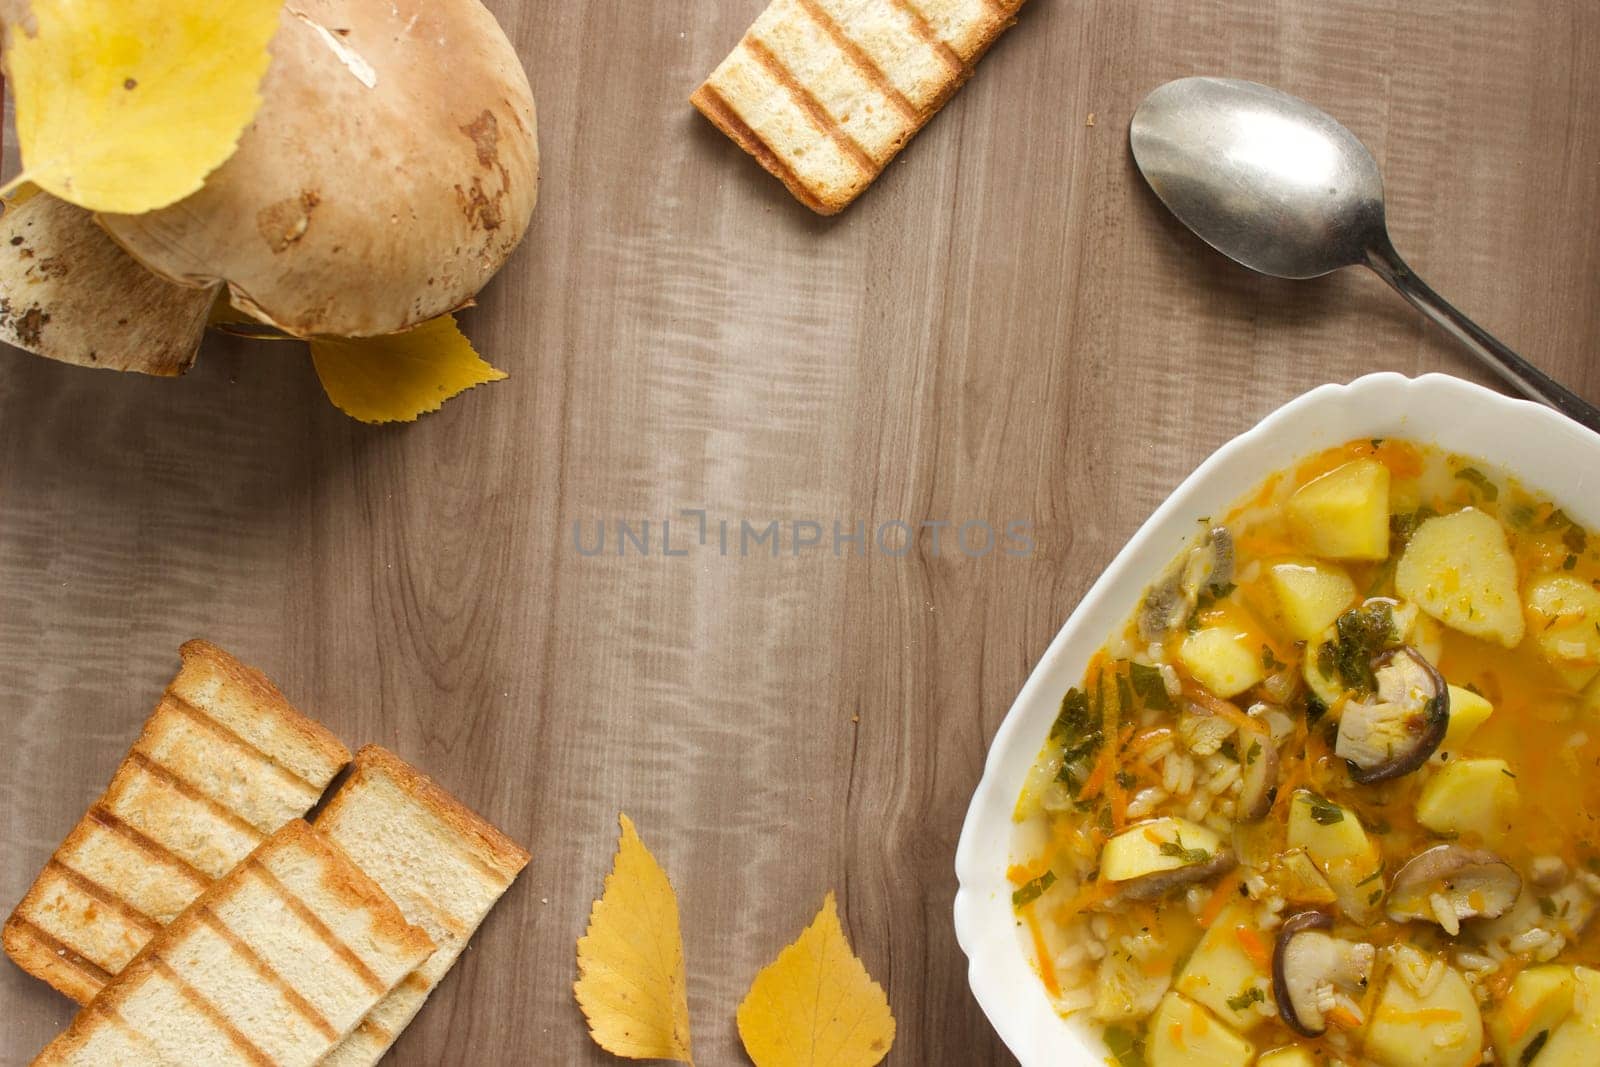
[953, 372, 1600, 1065]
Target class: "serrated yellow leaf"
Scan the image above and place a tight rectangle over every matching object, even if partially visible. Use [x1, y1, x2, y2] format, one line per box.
[308, 315, 506, 424]
[737, 893, 895, 1067]
[574, 814, 694, 1064]
[3, 0, 281, 213]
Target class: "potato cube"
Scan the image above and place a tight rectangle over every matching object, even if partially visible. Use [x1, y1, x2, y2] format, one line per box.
[1535, 966, 1600, 1066]
[1437, 684, 1493, 755]
[1175, 901, 1272, 1031]
[1092, 950, 1167, 1022]
[1180, 625, 1265, 699]
[1101, 817, 1222, 884]
[1416, 759, 1519, 844]
[1302, 635, 1345, 706]
[1487, 965, 1575, 1067]
[1267, 558, 1358, 641]
[1409, 610, 1447, 665]
[1395, 508, 1525, 647]
[1287, 790, 1369, 863]
[1275, 848, 1338, 906]
[1146, 992, 1254, 1067]
[1525, 573, 1600, 691]
[1286, 458, 1391, 560]
[1257, 1049, 1317, 1067]
[1584, 674, 1600, 722]
[1364, 961, 1483, 1067]
[1286, 790, 1383, 923]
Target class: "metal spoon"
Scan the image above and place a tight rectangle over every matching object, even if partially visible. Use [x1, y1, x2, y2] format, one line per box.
[1129, 76, 1600, 433]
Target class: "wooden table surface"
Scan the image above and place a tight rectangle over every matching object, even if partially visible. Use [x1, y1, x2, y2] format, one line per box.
[3, 1, 1599, 1063]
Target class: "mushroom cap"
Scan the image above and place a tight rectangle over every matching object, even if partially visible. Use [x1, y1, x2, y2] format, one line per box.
[99, 0, 538, 338]
[1386, 844, 1522, 930]
[1335, 646, 1449, 784]
[0, 191, 214, 374]
[1273, 910, 1375, 1037]
[1139, 526, 1234, 641]
[1120, 848, 1237, 901]
[1236, 726, 1280, 822]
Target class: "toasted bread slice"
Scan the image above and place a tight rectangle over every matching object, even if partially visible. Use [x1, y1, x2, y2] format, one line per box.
[5, 641, 350, 1004]
[692, 0, 1025, 213]
[31, 821, 435, 1066]
[314, 746, 529, 1064]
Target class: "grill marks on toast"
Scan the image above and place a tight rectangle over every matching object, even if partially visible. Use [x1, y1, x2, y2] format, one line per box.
[124, 750, 266, 843]
[153, 696, 325, 820]
[195, 907, 340, 1042]
[881, 0, 969, 77]
[693, 0, 1023, 212]
[742, 36, 879, 179]
[791, 0, 919, 123]
[904, 0, 1014, 60]
[4, 642, 351, 1004]
[99, 759, 262, 879]
[55, 818, 206, 932]
[163, 695, 319, 791]
[2, 919, 115, 1004]
[84, 806, 212, 885]
[242, 860, 387, 995]
[42, 861, 162, 934]
[148, 955, 277, 1066]
[164, 642, 347, 790]
[690, 84, 826, 213]
[10, 653, 534, 1063]
[314, 746, 530, 1066]
[34, 822, 435, 1067]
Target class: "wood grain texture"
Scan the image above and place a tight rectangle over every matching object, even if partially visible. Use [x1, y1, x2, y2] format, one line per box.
[3, 1, 1599, 1063]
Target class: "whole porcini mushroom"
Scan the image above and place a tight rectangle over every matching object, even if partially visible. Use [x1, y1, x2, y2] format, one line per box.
[99, 0, 539, 339]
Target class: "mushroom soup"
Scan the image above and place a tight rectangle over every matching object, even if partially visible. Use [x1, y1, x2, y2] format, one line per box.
[1008, 438, 1600, 1067]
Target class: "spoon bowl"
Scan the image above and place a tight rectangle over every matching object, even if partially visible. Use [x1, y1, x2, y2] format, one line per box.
[1131, 77, 1383, 279]
[1129, 76, 1600, 432]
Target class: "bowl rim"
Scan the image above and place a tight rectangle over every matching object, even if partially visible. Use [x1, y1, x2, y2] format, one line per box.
[952, 371, 1600, 1065]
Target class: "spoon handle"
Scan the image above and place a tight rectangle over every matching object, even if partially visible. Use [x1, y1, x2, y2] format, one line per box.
[1365, 239, 1600, 434]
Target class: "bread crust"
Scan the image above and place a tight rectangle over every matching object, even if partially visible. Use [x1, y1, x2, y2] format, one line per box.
[0, 917, 111, 1007]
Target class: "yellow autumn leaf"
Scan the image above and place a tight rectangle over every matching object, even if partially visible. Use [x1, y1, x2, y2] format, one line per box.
[208, 293, 299, 340]
[575, 814, 695, 1065]
[737, 893, 895, 1067]
[308, 315, 507, 424]
[2, 0, 281, 213]
[3, 181, 42, 208]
